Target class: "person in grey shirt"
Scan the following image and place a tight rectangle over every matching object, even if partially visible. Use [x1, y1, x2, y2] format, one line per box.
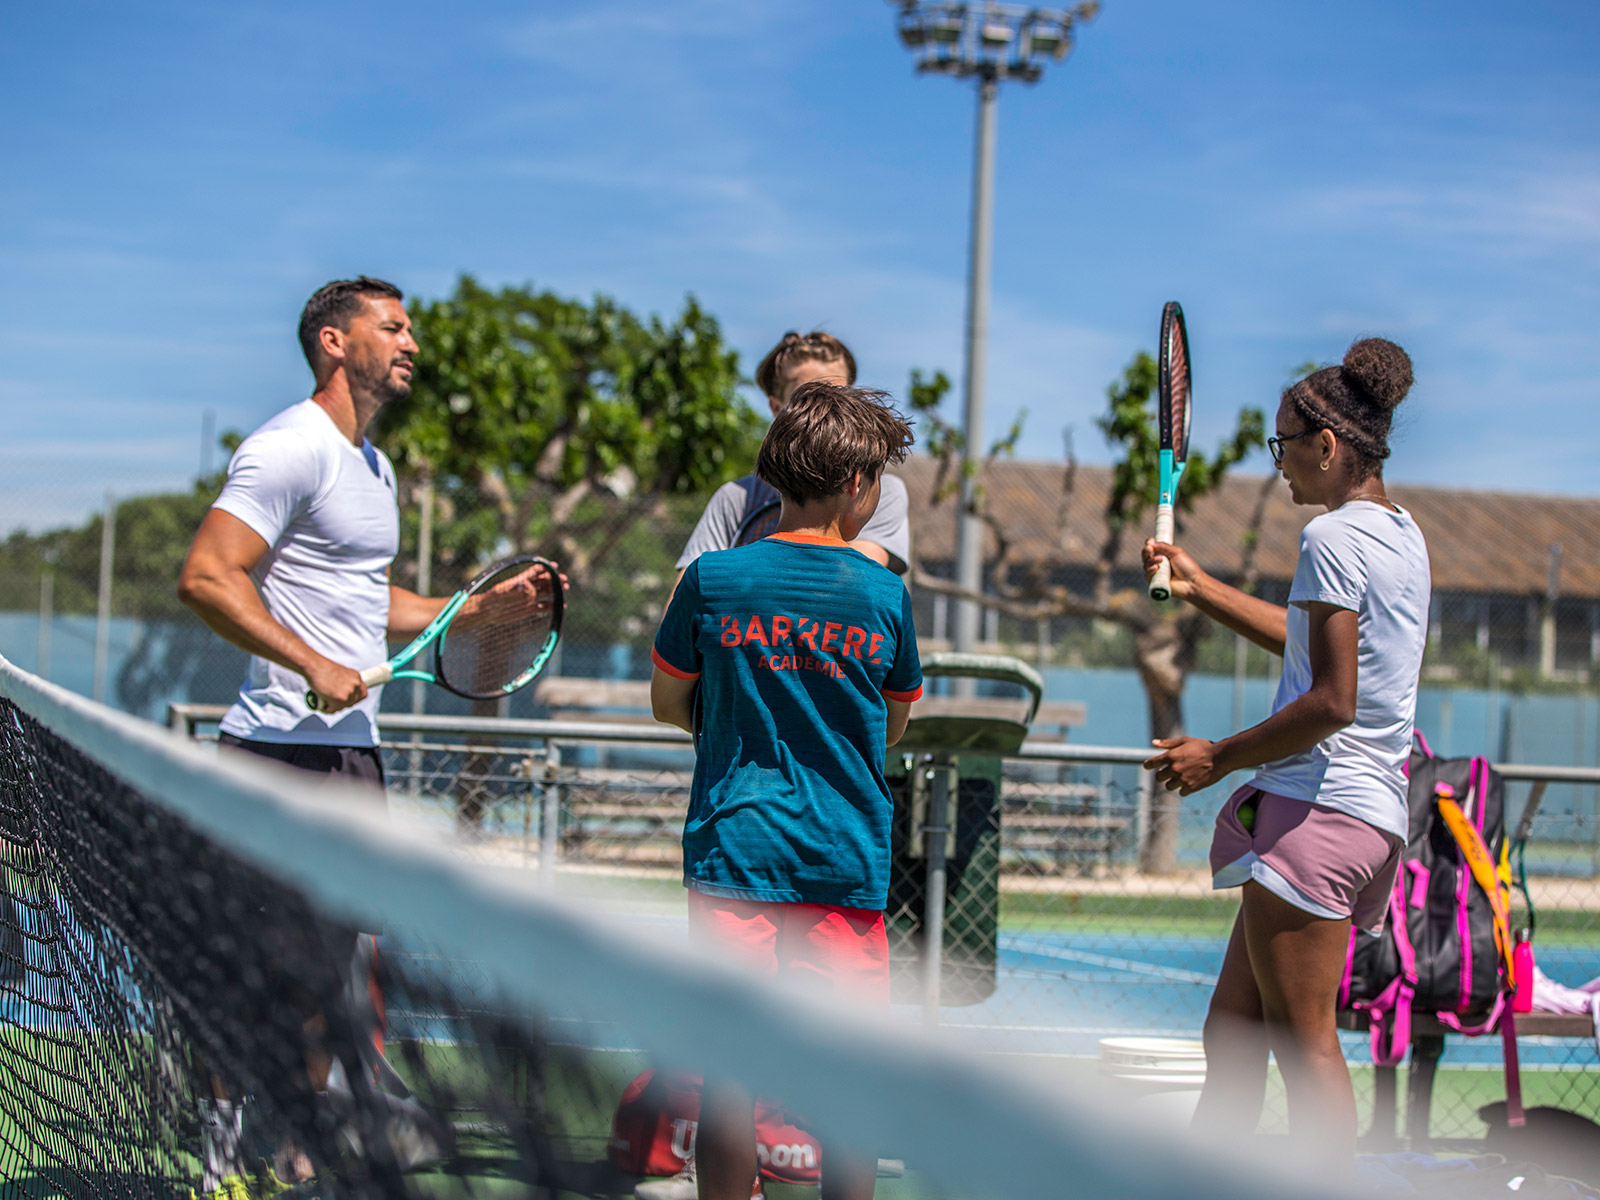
[675, 331, 911, 582]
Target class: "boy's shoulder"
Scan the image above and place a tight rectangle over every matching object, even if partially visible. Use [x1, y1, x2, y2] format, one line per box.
[696, 537, 907, 598]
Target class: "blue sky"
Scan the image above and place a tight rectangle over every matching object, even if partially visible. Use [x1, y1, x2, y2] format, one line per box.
[3, 0, 1597, 533]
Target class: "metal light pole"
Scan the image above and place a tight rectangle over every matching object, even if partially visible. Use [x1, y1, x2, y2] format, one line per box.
[887, 1, 1097, 651]
[38, 550, 57, 680]
[93, 491, 116, 703]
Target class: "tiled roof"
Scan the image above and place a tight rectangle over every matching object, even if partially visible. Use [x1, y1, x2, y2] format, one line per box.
[895, 456, 1600, 597]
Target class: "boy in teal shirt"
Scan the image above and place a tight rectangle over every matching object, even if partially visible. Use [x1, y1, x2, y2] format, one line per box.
[651, 382, 920, 1200]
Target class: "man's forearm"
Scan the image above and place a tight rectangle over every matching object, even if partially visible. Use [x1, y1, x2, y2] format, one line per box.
[180, 570, 329, 676]
[388, 586, 450, 640]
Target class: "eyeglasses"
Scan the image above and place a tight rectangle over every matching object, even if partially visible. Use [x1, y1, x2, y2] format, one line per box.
[1267, 428, 1317, 465]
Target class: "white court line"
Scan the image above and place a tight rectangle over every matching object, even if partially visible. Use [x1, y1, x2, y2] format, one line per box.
[999, 934, 1218, 986]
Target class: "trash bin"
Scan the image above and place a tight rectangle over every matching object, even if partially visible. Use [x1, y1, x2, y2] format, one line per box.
[884, 653, 1042, 1009]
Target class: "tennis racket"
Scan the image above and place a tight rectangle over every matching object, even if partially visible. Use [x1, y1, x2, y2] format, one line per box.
[306, 555, 563, 711]
[1148, 301, 1193, 602]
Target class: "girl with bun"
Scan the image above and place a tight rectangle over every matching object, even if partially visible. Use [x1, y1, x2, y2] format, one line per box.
[1141, 338, 1430, 1163]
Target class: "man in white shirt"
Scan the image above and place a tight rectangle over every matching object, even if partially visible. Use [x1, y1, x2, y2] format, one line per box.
[177, 277, 451, 1185]
[180, 276, 448, 761]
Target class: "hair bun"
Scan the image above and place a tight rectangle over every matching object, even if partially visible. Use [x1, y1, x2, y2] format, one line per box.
[1342, 338, 1413, 412]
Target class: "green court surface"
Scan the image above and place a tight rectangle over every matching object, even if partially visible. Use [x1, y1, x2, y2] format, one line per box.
[1, 1033, 1595, 1196]
[407, 1044, 1600, 1197]
[403, 1043, 941, 1200]
[1000, 888, 1600, 946]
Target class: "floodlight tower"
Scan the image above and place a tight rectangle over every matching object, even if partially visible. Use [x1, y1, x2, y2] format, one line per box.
[888, 1, 1097, 652]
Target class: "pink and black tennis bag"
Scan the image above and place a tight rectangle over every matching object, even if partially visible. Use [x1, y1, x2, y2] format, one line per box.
[1340, 733, 1509, 1066]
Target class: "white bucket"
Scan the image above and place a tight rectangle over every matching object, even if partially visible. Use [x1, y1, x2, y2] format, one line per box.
[1098, 1037, 1207, 1127]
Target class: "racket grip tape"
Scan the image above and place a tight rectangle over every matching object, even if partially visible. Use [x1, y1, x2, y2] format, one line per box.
[304, 663, 395, 711]
[1149, 504, 1176, 601]
[360, 663, 395, 688]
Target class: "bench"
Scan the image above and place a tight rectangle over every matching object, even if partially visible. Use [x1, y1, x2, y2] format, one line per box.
[535, 678, 654, 723]
[999, 810, 1129, 874]
[1337, 1008, 1595, 1149]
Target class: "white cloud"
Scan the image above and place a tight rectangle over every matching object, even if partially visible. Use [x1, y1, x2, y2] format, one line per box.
[1296, 155, 1600, 262]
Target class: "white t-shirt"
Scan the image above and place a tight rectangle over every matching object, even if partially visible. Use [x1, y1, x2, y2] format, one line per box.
[675, 473, 911, 574]
[213, 400, 399, 748]
[1249, 501, 1431, 840]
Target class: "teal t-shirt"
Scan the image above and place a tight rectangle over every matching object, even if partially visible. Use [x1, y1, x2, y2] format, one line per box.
[652, 533, 923, 909]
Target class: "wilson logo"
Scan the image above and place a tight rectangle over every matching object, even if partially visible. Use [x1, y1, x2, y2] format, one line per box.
[662, 1119, 817, 1173]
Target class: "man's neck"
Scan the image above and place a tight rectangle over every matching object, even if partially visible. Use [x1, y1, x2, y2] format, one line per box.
[310, 375, 376, 445]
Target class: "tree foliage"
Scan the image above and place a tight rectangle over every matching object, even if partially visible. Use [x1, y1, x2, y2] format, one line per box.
[1096, 351, 1265, 565]
[373, 275, 764, 591]
[908, 350, 1268, 873]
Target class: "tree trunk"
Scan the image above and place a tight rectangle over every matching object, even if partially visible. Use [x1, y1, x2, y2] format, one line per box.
[455, 697, 502, 834]
[1134, 620, 1187, 875]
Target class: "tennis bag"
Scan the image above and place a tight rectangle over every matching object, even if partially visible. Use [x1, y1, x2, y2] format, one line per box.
[609, 1069, 823, 1185]
[1341, 733, 1514, 1067]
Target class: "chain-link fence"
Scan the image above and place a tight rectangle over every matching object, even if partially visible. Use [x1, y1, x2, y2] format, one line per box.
[165, 702, 1600, 1148]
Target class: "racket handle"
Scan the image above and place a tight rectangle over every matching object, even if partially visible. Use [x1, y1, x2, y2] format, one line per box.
[1149, 504, 1176, 602]
[305, 663, 395, 711]
[360, 663, 395, 688]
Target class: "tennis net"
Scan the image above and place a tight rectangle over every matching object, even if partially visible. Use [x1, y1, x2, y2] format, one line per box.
[0, 653, 1352, 1200]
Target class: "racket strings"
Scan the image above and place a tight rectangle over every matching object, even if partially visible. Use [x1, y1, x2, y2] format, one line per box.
[438, 563, 558, 697]
[1161, 307, 1193, 463]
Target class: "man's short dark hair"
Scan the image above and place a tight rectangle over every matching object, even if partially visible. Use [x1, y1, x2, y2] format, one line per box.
[756, 383, 914, 505]
[297, 277, 404, 371]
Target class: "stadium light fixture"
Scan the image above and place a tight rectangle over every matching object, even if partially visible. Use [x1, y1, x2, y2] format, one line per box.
[885, 1, 1098, 655]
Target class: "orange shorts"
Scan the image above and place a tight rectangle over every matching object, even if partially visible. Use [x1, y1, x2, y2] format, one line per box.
[686, 891, 890, 1007]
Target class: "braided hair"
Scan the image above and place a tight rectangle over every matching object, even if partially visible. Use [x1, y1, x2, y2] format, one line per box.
[754, 331, 857, 400]
[1284, 338, 1414, 475]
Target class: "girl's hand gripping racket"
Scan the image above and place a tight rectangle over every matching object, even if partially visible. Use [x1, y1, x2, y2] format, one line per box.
[1148, 301, 1193, 602]
[306, 555, 564, 711]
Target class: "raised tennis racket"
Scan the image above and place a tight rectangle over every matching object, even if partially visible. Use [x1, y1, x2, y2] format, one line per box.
[1148, 301, 1192, 602]
[306, 555, 563, 711]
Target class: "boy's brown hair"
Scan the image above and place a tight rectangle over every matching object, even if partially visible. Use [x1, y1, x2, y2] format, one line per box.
[755, 383, 914, 505]
[754, 330, 857, 399]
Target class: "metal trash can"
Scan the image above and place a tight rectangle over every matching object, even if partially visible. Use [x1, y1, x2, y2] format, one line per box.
[884, 653, 1042, 1013]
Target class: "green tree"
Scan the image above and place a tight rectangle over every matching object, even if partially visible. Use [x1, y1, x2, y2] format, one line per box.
[0, 467, 246, 715]
[910, 352, 1267, 874]
[371, 276, 763, 830]
[373, 275, 765, 596]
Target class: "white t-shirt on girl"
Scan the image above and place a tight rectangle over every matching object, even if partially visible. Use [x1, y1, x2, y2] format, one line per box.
[1249, 501, 1431, 840]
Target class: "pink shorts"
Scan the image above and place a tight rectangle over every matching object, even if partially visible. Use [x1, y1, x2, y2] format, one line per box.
[686, 891, 890, 1006]
[1210, 786, 1404, 935]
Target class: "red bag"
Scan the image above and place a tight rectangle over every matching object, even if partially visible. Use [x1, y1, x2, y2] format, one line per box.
[609, 1070, 822, 1185]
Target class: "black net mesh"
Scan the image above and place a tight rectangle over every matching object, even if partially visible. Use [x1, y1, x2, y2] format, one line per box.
[0, 696, 591, 1199]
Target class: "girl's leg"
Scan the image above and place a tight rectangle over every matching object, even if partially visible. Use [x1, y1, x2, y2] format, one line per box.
[698, 1080, 758, 1200]
[1240, 881, 1356, 1163]
[1190, 905, 1270, 1138]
